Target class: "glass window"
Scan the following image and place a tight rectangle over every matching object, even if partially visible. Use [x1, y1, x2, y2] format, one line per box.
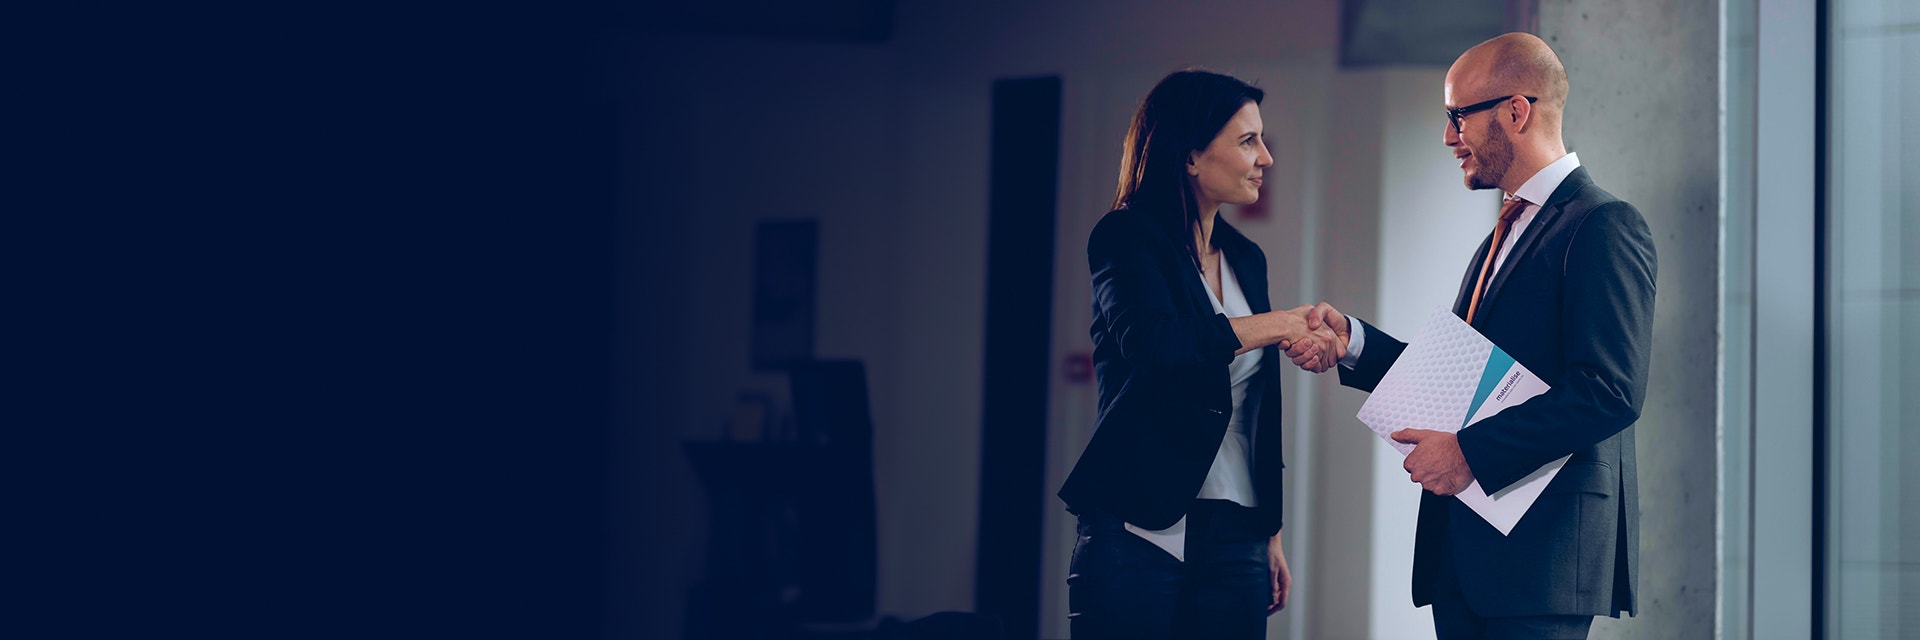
[1826, 0, 1920, 637]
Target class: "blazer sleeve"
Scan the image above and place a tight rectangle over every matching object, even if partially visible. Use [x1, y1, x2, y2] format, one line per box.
[1457, 201, 1658, 493]
[1337, 318, 1406, 393]
[1088, 213, 1242, 368]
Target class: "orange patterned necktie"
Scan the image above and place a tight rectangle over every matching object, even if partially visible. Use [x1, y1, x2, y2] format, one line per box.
[1465, 195, 1531, 324]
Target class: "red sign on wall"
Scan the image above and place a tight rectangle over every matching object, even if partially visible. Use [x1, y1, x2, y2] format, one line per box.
[1064, 351, 1093, 383]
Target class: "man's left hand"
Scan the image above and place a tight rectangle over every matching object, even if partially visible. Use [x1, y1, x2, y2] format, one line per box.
[1390, 429, 1474, 495]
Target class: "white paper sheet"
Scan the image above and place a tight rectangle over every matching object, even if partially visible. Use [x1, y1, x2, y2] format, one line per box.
[1355, 306, 1567, 535]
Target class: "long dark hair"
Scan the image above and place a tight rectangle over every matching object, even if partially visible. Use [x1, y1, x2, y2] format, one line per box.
[1112, 69, 1264, 269]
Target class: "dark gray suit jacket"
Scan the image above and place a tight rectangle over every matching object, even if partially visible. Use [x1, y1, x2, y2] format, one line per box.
[1340, 167, 1655, 617]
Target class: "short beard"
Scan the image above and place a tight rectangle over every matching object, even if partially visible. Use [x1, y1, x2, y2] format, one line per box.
[1466, 117, 1512, 191]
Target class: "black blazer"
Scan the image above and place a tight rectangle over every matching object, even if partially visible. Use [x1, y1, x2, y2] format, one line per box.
[1058, 207, 1286, 535]
[1340, 167, 1656, 617]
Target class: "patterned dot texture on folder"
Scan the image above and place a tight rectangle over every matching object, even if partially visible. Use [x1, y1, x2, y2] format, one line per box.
[1354, 306, 1494, 456]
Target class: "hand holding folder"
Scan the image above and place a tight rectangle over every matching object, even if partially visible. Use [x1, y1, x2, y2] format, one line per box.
[1355, 306, 1567, 535]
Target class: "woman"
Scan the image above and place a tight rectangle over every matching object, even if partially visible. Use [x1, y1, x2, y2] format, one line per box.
[1057, 70, 1341, 638]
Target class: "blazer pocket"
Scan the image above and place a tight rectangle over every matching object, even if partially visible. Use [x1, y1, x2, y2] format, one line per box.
[1540, 460, 1619, 595]
[1541, 461, 1614, 497]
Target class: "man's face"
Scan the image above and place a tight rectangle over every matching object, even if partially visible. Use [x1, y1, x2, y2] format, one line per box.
[1444, 67, 1514, 191]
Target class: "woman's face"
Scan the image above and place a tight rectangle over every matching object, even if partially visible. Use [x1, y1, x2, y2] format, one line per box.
[1187, 102, 1272, 209]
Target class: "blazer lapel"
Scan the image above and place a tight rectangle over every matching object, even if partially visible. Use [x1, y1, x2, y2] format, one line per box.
[1453, 232, 1496, 319]
[1140, 209, 1221, 315]
[1474, 167, 1593, 325]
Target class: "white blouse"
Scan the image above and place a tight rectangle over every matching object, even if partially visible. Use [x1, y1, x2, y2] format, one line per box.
[1124, 253, 1263, 562]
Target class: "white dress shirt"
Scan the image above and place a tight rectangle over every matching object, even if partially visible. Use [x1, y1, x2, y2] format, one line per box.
[1125, 253, 1263, 562]
[1339, 153, 1581, 368]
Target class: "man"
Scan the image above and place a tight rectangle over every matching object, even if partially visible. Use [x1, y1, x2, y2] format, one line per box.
[1295, 33, 1656, 639]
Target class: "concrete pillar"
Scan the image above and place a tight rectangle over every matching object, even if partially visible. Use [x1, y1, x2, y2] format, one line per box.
[1537, 1, 1722, 637]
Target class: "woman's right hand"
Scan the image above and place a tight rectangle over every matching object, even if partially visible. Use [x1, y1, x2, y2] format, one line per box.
[1261, 306, 1323, 368]
[1278, 305, 1344, 372]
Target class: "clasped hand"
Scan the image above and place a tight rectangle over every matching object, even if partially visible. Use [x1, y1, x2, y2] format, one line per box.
[1277, 302, 1349, 374]
[1278, 302, 1477, 495]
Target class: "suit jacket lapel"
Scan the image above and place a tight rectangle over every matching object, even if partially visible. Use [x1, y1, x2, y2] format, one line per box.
[1473, 167, 1594, 326]
[1140, 209, 1220, 315]
[1452, 233, 1496, 319]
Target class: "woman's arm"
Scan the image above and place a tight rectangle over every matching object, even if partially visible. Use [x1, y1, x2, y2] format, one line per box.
[1230, 306, 1333, 364]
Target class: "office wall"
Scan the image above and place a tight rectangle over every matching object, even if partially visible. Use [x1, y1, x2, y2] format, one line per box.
[614, 34, 903, 640]
[1539, 0, 1721, 637]
[1367, 67, 1506, 640]
[1304, 66, 1388, 640]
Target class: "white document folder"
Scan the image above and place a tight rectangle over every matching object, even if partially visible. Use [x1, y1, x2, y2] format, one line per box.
[1355, 306, 1566, 535]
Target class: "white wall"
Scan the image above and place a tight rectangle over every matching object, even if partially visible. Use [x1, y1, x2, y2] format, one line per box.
[1366, 68, 1504, 640]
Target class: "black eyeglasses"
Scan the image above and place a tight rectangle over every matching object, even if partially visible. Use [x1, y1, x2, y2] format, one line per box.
[1446, 95, 1538, 133]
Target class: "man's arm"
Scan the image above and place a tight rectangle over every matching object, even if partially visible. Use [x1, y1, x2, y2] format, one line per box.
[1456, 202, 1658, 494]
[1336, 317, 1405, 392]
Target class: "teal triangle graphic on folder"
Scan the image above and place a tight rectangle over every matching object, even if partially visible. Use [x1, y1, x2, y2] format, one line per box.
[1464, 347, 1516, 427]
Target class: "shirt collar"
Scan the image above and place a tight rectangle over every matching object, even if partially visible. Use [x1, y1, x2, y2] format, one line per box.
[1510, 152, 1580, 205]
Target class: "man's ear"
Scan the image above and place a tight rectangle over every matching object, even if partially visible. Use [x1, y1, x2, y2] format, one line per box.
[1510, 95, 1534, 133]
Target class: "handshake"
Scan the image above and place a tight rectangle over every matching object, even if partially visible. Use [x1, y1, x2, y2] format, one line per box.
[1265, 302, 1350, 374]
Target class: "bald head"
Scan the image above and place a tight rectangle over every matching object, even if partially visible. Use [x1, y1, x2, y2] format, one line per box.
[1449, 33, 1569, 135]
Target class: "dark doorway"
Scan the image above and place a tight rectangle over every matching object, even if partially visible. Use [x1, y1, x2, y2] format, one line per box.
[975, 76, 1060, 640]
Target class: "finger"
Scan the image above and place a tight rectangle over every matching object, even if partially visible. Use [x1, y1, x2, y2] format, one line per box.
[1268, 570, 1282, 613]
[1304, 304, 1324, 330]
[1319, 329, 1346, 362]
[1315, 302, 1342, 324]
[1316, 302, 1348, 337]
[1390, 429, 1425, 444]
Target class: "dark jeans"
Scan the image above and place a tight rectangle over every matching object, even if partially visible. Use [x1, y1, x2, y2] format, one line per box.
[1066, 499, 1271, 640]
[1430, 534, 1594, 640]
